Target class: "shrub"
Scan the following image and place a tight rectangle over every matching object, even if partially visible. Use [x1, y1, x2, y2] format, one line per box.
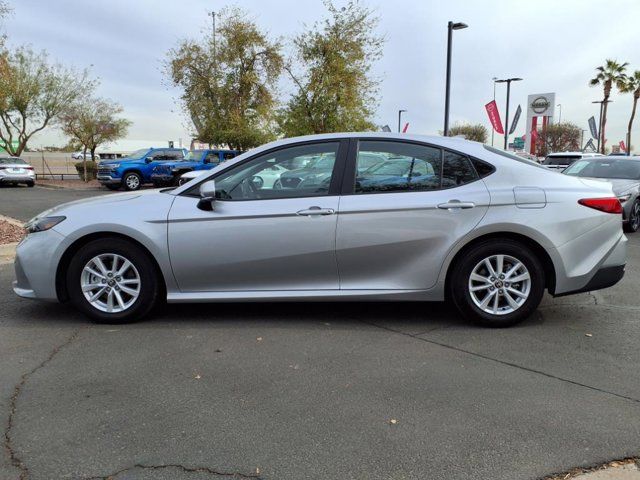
[74, 160, 97, 181]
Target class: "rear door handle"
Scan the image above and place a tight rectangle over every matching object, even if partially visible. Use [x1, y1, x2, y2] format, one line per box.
[296, 206, 335, 216]
[437, 201, 475, 210]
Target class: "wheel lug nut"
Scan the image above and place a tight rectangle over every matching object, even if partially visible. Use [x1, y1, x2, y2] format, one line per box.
[489, 286, 495, 291]
[499, 289, 504, 294]
[101, 279, 106, 284]
[490, 277, 495, 281]
[499, 274, 505, 279]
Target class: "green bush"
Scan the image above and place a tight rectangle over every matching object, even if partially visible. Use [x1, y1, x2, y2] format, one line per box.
[74, 160, 97, 181]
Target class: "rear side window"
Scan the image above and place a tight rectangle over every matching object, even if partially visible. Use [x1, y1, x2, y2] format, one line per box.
[442, 151, 478, 188]
[471, 158, 495, 178]
[355, 141, 441, 194]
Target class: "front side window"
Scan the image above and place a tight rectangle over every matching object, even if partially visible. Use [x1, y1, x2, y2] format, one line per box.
[355, 141, 441, 194]
[223, 152, 237, 160]
[212, 142, 339, 201]
[205, 152, 219, 163]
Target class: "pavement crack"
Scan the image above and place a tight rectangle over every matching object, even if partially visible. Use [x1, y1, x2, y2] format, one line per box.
[4, 327, 84, 480]
[360, 319, 640, 406]
[82, 463, 263, 479]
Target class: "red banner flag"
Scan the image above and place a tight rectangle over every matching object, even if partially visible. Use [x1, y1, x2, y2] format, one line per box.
[485, 100, 504, 135]
[402, 122, 409, 133]
[620, 140, 626, 152]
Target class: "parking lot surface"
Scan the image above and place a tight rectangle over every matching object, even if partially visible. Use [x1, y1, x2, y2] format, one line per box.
[1, 186, 639, 480]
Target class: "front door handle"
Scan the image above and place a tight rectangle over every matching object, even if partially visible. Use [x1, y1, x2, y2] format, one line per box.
[296, 206, 335, 216]
[437, 200, 475, 210]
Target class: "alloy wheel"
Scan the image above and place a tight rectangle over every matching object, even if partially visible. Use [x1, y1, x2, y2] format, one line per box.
[80, 253, 141, 313]
[126, 175, 140, 189]
[468, 254, 531, 316]
[631, 201, 640, 231]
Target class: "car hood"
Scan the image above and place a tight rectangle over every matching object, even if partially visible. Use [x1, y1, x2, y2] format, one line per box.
[29, 189, 163, 221]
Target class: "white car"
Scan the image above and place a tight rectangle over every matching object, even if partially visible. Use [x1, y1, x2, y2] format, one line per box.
[178, 164, 288, 187]
[0, 156, 35, 187]
[72, 151, 100, 160]
[542, 152, 602, 170]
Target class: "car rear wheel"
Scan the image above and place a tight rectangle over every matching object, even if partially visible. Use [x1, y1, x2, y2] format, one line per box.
[123, 172, 142, 191]
[105, 184, 120, 191]
[624, 200, 640, 233]
[67, 238, 160, 323]
[450, 239, 545, 327]
[26, 181, 34, 188]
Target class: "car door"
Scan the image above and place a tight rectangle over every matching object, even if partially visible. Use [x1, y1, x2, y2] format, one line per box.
[336, 139, 490, 290]
[167, 140, 348, 292]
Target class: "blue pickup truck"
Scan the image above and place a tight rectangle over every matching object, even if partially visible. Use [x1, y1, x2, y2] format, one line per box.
[150, 149, 240, 186]
[97, 147, 188, 191]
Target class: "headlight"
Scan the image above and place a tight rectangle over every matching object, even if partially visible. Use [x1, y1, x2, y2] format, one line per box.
[617, 193, 632, 203]
[25, 216, 66, 234]
[106, 163, 120, 169]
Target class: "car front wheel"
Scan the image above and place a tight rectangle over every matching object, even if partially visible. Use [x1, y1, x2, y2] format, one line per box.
[123, 172, 142, 191]
[67, 238, 161, 323]
[450, 239, 545, 328]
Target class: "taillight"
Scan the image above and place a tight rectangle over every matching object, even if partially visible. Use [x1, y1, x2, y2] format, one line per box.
[25, 166, 33, 170]
[578, 197, 623, 214]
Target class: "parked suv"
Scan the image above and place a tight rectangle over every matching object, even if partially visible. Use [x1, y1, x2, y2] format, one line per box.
[150, 149, 239, 187]
[542, 152, 602, 171]
[97, 147, 187, 191]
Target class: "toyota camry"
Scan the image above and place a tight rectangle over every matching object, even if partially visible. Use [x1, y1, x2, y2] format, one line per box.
[13, 133, 627, 327]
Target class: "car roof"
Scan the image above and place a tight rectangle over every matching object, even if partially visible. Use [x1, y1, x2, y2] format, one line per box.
[546, 152, 595, 157]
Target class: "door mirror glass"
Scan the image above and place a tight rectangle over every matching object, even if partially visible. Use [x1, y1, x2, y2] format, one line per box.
[145, 157, 153, 163]
[198, 180, 216, 211]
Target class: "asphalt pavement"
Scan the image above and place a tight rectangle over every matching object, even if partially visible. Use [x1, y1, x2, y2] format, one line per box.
[1, 186, 639, 480]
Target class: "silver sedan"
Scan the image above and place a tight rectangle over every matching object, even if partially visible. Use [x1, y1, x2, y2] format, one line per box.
[13, 133, 627, 327]
[563, 156, 640, 233]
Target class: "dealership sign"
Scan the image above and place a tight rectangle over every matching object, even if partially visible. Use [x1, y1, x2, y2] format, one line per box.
[526, 93, 555, 118]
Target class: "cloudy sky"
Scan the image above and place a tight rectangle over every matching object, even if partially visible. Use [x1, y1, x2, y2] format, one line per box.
[3, 0, 640, 151]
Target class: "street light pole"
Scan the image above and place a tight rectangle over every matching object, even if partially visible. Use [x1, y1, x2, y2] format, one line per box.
[443, 21, 468, 136]
[495, 77, 523, 149]
[491, 77, 497, 146]
[398, 109, 407, 133]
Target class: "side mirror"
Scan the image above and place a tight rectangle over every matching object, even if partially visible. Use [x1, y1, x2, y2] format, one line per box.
[145, 157, 153, 164]
[197, 180, 216, 211]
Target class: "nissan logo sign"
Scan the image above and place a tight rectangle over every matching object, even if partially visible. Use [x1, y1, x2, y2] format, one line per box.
[531, 97, 551, 114]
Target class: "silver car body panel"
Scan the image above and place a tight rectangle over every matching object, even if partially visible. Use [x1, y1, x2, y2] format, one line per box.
[13, 133, 627, 304]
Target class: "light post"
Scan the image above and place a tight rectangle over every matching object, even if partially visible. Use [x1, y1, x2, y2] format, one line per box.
[398, 109, 407, 133]
[443, 21, 468, 136]
[495, 77, 523, 149]
[491, 77, 497, 146]
[557, 104, 562, 124]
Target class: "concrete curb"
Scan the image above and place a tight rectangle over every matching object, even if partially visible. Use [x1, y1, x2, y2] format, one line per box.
[0, 214, 24, 227]
[0, 241, 17, 265]
[36, 183, 105, 191]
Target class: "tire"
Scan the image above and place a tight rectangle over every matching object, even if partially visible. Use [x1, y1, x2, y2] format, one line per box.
[449, 239, 545, 328]
[67, 238, 161, 324]
[123, 172, 142, 191]
[26, 181, 34, 188]
[623, 200, 640, 233]
[105, 184, 120, 191]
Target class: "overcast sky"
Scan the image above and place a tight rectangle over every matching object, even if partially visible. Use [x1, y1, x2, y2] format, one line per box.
[4, 0, 640, 150]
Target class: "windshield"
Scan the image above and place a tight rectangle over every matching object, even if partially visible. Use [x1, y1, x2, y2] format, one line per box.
[126, 148, 152, 160]
[306, 155, 335, 170]
[564, 159, 640, 180]
[367, 159, 412, 176]
[0, 157, 27, 165]
[483, 145, 546, 169]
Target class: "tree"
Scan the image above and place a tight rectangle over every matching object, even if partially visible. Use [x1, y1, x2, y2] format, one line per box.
[61, 97, 131, 180]
[620, 70, 640, 155]
[278, 0, 384, 137]
[447, 123, 488, 143]
[589, 59, 628, 154]
[0, 46, 94, 156]
[534, 122, 582, 157]
[167, 7, 283, 151]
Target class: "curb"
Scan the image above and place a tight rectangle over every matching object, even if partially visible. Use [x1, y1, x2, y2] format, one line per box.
[35, 183, 105, 192]
[0, 241, 17, 265]
[0, 214, 24, 227]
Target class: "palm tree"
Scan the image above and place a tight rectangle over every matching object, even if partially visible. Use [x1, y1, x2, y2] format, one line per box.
[589, 59, 628, 153]
[620, 70, 640, 155]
